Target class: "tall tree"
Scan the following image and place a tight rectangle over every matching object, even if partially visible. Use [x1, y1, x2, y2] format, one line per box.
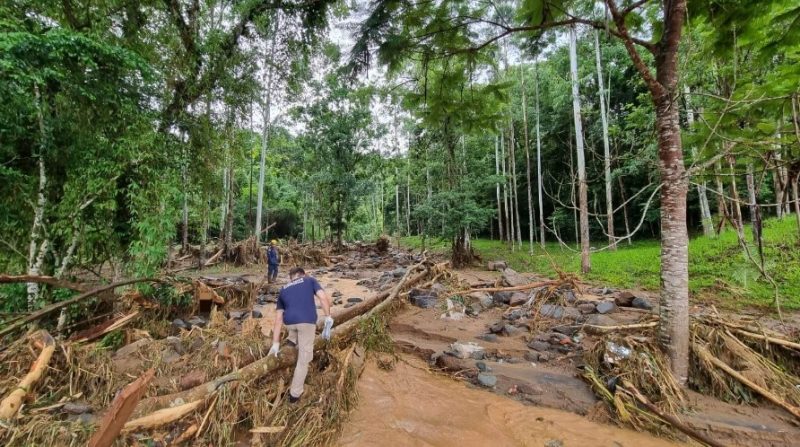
[594, 29, 615, 249]
[569, 23, 591, 273]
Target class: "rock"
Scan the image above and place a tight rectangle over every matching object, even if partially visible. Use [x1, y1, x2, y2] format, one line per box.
[160, 347, 181, 365]
[333, 298, 343, 305]
[476, 361, 490, 372]
[517, 383, 545, 395]
[332, 290, 343, 298]
[614, 291, 636, 307]
[179, 370, 207, 390]
[503, 309, 524, 321]
[450, 341, 485, 359]
[467, 303, 482, 316]
[509, 292, 528, 306]
[411, 295, 437, 308]
[596, 301, 617, 314]
[471, 351, 486, 360]
[524, 351, 540, 362]
[67, 413, 96, 425]
[186, 315, 207, 328]
[632, 296, 654, 310]
[478, 333, 498, 343]
[392, 267, 407, 277]
[560, 289, 577, 303]
[501, 268, 528, 287]
[577, 303, 596, 314]
[487, 260, 508, 271]
[545, 440, 564, 447]
[585, 314, 616, 327]
[347, 297, 364, 303]
[528, 340, 550, 352]
[477, 373, 497, 388]
[552, 325, 579, 336]
[539, 304, 579, 319]
[506, 357, 524, 364]
[171, 318, 189, 331]
[503, 325, 523, 336]
[489, 322, 505, 333]
[431, 282, 447, 296]
[344, 302, 357, 308]
[537, 352, 552, 362]
[228, 310, 246, 320]
[164, 336, 184, 354]
[492, 291, 513, 305]
[251, 310, 263, 319]
[216, 340, 231, 357]
[114, 338, 151, 358]
[62, 402, 92, 415]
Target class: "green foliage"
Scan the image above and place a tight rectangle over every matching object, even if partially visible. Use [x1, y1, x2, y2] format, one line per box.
[97, 330, 125, 351]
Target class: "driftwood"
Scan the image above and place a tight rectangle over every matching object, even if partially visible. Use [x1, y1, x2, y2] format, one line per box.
[172, 423, 199, 444]
[134, 261, 431, 416]
[447, 280, 558, 297]
[694, 343, 800, 420]
[88, 368, 155, 447]
[69, 311, 140, 344]
[582, 321, 658, 334]
[0, 278, 162, 338]
[619, 381, 726, 447]
[0, 274, 89, 292]
[731, 328, 800, 351]
[123, 399, 204, 432]
[203, 249, 224, 266]
[0, 330, 56, 420]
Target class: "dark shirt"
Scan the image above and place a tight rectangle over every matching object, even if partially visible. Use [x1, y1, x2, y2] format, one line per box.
[267, 246, 279, 265]
[277, 276, 322, 325]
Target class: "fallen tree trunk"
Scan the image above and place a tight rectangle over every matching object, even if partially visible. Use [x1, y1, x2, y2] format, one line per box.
[123, 399, 204, 432]
[694, 343, 800, 421]
[69, 311, 140, 344]
[0, 330, 55, 420]
[88, 369, 155, 447]
[446, 280, 559, 297]
[134, 260, 431, 416]
[0, 278, 162, 339]
[0, 274, 89, 292]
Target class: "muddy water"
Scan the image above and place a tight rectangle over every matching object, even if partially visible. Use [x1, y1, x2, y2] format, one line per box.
[338, 357, 679, 447]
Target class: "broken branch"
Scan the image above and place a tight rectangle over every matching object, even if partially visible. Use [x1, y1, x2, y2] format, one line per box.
[0, 330, 56, 420]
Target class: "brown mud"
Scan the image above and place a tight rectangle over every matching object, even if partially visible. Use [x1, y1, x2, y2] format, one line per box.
[339, 356, 679, 447]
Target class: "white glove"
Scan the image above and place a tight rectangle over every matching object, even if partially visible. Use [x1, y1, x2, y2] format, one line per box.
[322, 316, 334, 341]
[268, 341, 280, 357]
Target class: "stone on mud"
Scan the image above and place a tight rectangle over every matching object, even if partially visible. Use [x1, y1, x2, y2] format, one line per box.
[528, 340, 550, 352]
[411, 295, 437, 308]
[585, 314, 616, 327]
[179, 370, 207, 390]
[477, 373, 497, 388]
[503, 324, 523, 336]
[517, 383, 545, 395]
[552, 325, 579, 336]
[450, 341, 485, 359]
[595, 301, 617, 314]
[577, 303, 596, 314]
[171, 318, 189, 331]
[538, 304, 579, 320]
[524, 351, 540, 362]
[478, 333, 498, 343]
[469, 292, 493, 309]
[186, 315, 207, 328]
[487, 260, 508, 271]
[347, 297, 364, 303]
[493, 291, 513, 305]
[632, 296, 654, 310]
[501, 268, 529, 287]
[251, 310, 263, 319]
[614, 291, 636, 307]
[509, 292, 528, 306]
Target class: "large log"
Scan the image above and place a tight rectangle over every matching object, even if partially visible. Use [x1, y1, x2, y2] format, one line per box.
[0, 330, 56, 420]
[134, 261, 431, 416]
[123, 399, 204, 432]
[88, 368, 155, 447]
[0, 278, 162, 339]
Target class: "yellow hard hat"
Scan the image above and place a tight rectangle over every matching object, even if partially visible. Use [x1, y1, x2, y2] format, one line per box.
[270, 240, 278, 245]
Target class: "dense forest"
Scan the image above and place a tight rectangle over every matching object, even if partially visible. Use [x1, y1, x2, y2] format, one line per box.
[2, 0, 800, 408]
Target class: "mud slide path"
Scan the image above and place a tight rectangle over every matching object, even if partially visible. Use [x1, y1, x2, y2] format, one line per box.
[339, 356, 679, 447]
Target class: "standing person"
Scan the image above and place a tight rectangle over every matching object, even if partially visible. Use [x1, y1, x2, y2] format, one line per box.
[266, 240, 280, 283]
[268, 267, 334, 403]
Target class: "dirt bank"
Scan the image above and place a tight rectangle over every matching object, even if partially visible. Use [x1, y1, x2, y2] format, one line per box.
[339, 356, 680, 447]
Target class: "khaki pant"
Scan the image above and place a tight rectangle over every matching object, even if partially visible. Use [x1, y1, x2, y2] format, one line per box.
[286, 323, 316, 398]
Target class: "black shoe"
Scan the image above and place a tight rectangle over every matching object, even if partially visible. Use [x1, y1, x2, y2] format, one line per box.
[288, 393, 300, 404]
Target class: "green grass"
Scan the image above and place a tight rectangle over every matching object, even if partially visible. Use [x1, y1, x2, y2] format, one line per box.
[400, 217, 800, 311]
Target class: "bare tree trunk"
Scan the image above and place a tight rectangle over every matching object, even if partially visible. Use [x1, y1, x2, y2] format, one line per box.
[774, 148, 786, 218]
[727, 153, 743, 231]
[594, 30, 616, 250]
[395, 166, 400, 236]
[520, 65, 535, 254]
[535, 64, 545, 247]
[495, 135, 504, 241]
[256, 29, 277, 243]
[199, 199, 208, 268]
[406, 155, 411, 236]
[617, 176, 633, 245]
[683, 85, 715, 237]
[792, 173, 800, 236]
[181, 142, 189, 252]
[569, 23, 590, 273]
[746, 163, 765, 267]
[501, 131, 511, 243]
[714, 159, 728, 233]
[510, 120, 523, 250]
[27, 87, 49, 310]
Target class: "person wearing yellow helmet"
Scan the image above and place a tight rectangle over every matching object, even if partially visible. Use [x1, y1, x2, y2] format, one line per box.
[266, 239, 281, 283]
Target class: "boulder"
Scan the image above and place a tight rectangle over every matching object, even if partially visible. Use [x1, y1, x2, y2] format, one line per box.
[489, 322, 505, 334]
[478, 333, 499, 343]
[411, 294, 437, 308]
[501, 268, 529, 287]
[477, 373, 497, 388]
[560, 289, 577, 303]
[493, 291, 513, 305]
[186, 315, 207, 328]
[527, 340, 550, 352]
[469, 292, 493, 309]
[171, 318, 189, 331]
[508, 292, 528, 306]
[392, 267, 407, 278]
[517, 383, 545, 395]
[62, 402, 92, 415]
[251, 310, 263, 319]
[632, 296, 654, 310]
[585, 314, 616, 327]
[552, 325, 580, 336]
[578, 303, 596, 314]
[476, 361, 490, 372]
[503, 309, 525, 321]
[487, 260, 508, 271]
[595, 301, 617, 314]
[524, 351, 540, 362]
[614, 291, 636, 307]
[450, 341, 485, 359]
[503, 324, 523, 336]
[538, 304, 580, 320]
[347, 297, 364, 303]
[430, 282, 447, 296]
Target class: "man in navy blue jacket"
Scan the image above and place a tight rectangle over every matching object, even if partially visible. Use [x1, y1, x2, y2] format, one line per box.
[266, 240, 280, 283]
[268, 267, 333, 403]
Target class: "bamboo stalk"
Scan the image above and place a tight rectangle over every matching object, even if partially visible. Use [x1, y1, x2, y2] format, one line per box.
[0, 330, 56, 420]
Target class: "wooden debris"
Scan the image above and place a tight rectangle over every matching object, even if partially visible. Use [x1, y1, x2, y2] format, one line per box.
[194, 393, 219, 439]
[0, 274, 89, 292]
[250, 426, 286, 434]
[88, 368, 155, 447]
[123, 399, 204, 432]
[447, 280, 559, 298]
[69, 311, 140, 344]
[194, 281, 225, 305]
[583, 321, 658, 334]
[171, 423, 198, 445]
[0, 330, 56, 420]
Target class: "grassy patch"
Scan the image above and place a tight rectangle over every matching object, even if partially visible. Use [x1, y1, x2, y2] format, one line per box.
[400, 217, 800, 310]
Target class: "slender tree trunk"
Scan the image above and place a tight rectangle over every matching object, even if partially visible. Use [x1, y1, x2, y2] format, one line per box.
[774, 148, 786, 218]
[495, 135, 504, 241]
[569, 23, 590, 273]
[199, 199, 208, 268]
[395, 166, 400, 235]
[535, 64, 546, 247]
[501, 131, 511, 243]
[520, 66, 535, 254]
[617, 176, 633, 245]
[256, 41, 275, 242]
[727, 154, 743, 230]
[594, 30, 616, 250]
[746, 163, 765, 267]
[714, 159, 728, 233]
[792, 173, 800, 236]
[181, 144, 189, 252]
[27, 87, 49, 310]
[510, 120, 523, 250]
[406, 155, 411, 236]
[569, 134, 578, 245]
[683, 85, 714, 237]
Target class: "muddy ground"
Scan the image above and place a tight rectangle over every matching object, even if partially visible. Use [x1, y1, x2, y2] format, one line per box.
[196, 257, 800, 447]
